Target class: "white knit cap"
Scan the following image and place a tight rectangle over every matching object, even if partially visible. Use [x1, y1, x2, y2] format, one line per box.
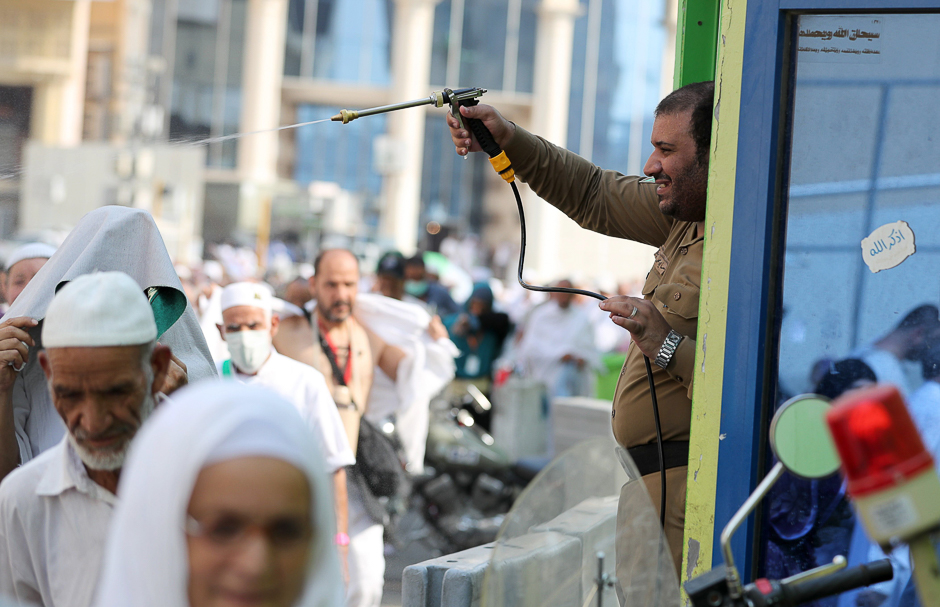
[43, 272, 157, 348]
[6, 243, 56, 271]
[220, 282, 272, 314]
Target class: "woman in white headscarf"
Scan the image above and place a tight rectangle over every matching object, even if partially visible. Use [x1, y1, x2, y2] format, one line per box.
[0, 206, 217, 473]
[94, 381, 343, 607]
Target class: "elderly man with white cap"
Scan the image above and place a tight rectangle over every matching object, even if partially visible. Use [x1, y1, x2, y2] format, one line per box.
[216, 281, 355, 578]
[0, 271, 172, 607]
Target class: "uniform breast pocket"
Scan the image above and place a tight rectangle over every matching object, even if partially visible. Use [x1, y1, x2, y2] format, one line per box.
[654, 283, 700, 320]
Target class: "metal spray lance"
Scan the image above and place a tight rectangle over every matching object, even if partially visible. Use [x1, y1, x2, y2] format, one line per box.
[332, 87, 516, 183]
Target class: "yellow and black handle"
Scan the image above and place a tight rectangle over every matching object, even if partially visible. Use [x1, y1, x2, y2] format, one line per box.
[444, 90, 515, 184]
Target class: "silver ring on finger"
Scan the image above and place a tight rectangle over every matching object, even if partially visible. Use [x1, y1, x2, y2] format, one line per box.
[629, 306, 639, 319]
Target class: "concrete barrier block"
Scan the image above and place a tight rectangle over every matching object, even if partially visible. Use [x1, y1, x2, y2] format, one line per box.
[531, 496, 620, 607]
[551, 397, 616, 454]
[402, 532, 582, 607]
[402, 543, 495, 607]
[483, 531, 582, 607]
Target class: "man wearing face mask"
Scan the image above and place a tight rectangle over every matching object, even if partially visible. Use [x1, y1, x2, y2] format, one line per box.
[216, 282, 355, 578]
[403, 254, 460, 317]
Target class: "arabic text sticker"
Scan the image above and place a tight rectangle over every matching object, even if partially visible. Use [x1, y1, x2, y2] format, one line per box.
[861, 220, 916, 273]
[797, 15, 883, 63]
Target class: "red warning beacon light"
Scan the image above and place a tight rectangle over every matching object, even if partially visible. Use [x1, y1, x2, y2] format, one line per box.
[826, 384, 940, 548]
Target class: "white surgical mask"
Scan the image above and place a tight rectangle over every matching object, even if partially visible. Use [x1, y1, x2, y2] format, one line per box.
[225, 329, 272, 374]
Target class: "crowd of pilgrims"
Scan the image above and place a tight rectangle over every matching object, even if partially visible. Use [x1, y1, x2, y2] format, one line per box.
[0, 206, 639, 607]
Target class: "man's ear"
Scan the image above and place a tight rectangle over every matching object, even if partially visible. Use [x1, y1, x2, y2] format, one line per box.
[38, 350, 51, 380]
[217, 324, 226, 342]
[150, 344, 173, 394]
[270, 313, 280, 338]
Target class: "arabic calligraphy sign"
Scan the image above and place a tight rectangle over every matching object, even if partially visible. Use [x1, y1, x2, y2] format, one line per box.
[861, 221, 916, 273]
[798, 16, 883, 63]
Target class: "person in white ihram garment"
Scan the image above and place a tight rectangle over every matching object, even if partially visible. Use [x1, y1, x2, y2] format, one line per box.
[215, 282, 355, 579]
[1, 242, 57, 311]
[515, 279, 601, 398]
[0, 271, 173, 607]
[274, 249, 456, 607]
[0, 206, 217, 483]
[850, 304, 940, 398]
[94, 381, 344, 607]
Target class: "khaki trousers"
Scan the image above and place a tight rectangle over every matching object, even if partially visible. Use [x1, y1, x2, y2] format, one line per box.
[615, 465, 686, 602]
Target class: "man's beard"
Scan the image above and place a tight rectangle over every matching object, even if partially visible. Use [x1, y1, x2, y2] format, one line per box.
[68, 392, 156, 471]
[321, 300, 352, 323]
[656, 160, 708, 223]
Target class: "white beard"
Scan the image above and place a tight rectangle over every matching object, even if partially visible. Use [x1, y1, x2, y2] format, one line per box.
[68, 392, 156, 472]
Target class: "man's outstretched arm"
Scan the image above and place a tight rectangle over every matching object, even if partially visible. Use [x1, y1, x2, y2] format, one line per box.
[445, 104, 672, 247]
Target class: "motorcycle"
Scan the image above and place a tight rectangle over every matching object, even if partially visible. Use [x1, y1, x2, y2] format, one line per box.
[683, 394, 894, 607]
[386, 385, 543, 555]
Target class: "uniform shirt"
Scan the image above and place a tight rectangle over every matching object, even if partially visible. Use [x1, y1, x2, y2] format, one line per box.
[0, 437, 116, 607]
[504, 126, 702, 449]
[219, 351, 356, 472]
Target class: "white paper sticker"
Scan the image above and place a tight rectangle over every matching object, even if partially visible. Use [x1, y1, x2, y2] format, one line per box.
[861, 220, 916, 273]
[798, 16, 883, 63]
[868, 494, 918, 536]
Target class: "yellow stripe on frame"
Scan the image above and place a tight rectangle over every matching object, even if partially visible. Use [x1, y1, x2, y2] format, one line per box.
[681, 0, 749, 585]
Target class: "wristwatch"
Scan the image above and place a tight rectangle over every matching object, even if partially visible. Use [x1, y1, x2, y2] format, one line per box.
[653, 330, 683, 369]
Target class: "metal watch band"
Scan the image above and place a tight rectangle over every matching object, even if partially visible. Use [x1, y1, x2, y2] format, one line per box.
[654, 330, 683, 369]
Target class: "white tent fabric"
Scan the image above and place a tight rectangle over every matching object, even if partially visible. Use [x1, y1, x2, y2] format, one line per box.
[94, 381, 343, 607]
[4, 206, 217, 463]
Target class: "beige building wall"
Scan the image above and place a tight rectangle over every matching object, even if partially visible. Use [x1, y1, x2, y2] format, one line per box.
[0, 0, 91, 147]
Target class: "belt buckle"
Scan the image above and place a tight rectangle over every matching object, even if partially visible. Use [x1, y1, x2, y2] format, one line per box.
[615, 445, 642, 481]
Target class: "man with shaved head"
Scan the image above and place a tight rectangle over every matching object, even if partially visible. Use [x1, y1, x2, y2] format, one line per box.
[274, 248, 406, 607]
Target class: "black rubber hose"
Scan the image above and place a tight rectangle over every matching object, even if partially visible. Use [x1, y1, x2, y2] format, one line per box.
[645, 355, 668, 528]
[510, 179, 668, 528]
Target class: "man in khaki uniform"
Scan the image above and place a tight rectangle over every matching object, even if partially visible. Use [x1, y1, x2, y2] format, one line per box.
[447, 81, 714, 577]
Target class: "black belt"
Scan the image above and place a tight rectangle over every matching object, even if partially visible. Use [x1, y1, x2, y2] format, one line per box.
[628, 441, 689, 477]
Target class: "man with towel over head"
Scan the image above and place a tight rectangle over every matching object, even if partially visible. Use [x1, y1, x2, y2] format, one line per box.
[0, 271, 173, 607]
[0, 206, 217, 482]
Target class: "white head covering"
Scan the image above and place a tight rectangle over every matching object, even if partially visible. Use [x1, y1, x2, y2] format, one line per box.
[4, 206, 218, 466]
[220, 282, 273, 314]
[95, 381, 343, 607]
[6, 206, 216, 377]
[5, 242, 56, 271]
[42, 272, 157, 348]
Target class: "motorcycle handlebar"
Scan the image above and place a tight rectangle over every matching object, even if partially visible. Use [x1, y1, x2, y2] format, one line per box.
[745, 559, 893, 607]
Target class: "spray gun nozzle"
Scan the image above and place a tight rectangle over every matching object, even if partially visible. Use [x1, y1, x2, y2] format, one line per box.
[331, 109, 358, 124]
